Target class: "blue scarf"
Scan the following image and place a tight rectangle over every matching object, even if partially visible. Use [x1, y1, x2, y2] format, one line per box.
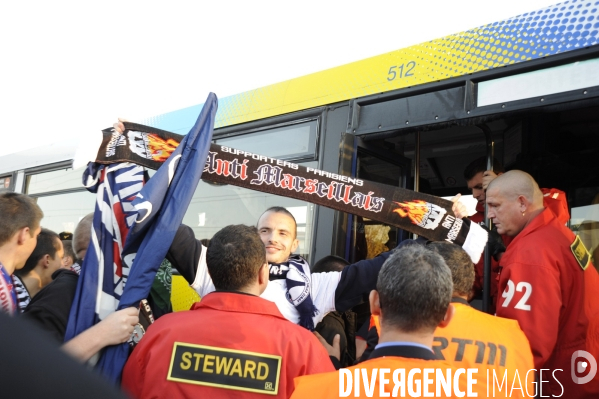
[268, 255, 319, 330]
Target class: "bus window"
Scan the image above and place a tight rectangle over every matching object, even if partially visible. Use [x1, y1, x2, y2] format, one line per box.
[26, 166, 88, 195]
[34, 191, 96, 234]
[0, 175, 12, 193]
[140, 119, 321, 261]
[217, 120, 318, 161]
[25, 166, 95, 235]
[571, 194, 599, 269]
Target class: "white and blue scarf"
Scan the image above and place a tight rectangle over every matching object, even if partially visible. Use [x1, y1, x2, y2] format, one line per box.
[269, 255, 318, 331]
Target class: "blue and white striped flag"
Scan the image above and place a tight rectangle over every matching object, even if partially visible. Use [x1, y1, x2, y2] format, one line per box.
[66, 93, 218, 382]
[64, 162, 145, 340]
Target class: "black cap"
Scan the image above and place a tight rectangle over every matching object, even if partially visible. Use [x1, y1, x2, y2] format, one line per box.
[59, 232, 73, 240]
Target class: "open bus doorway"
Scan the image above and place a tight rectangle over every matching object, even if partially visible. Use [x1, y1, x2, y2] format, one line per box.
[343, 138, 411, 263]
[348, 101, 599, 269]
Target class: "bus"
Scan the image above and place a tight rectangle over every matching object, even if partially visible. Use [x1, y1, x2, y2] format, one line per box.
[1, 0, 598, 309]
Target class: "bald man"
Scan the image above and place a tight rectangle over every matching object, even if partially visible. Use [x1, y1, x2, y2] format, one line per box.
[72, 213, 93, 271]
[468, 159, 570, 312]
[487, 171, 599, 398]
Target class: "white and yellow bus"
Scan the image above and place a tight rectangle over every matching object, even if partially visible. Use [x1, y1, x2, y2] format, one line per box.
[1, 0, 598, 309]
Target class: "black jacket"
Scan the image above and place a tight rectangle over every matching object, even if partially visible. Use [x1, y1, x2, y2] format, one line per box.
[23, 268, 79, 343]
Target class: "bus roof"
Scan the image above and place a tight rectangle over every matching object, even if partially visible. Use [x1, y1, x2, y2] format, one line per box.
[144, 0, 599, 133]
[0, 139, 79, 176]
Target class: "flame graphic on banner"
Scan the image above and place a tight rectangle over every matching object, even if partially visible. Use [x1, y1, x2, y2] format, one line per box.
[147, 134, 180, 162]
[393, 200, 430, 226]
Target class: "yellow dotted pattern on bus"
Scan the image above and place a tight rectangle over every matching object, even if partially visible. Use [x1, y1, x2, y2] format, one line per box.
[209, 0, 598, 128]
[171, 275, 201, 312]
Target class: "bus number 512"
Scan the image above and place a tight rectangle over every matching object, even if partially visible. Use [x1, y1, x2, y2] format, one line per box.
[387, 61, 416, 81]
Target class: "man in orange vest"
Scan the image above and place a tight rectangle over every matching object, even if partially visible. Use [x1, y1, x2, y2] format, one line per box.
[426, 241, 534, 395]
[292, 245, 505, 398]
[363, 241, 535, 396]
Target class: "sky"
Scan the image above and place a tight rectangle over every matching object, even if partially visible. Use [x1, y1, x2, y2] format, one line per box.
[0, 0, 560, 158]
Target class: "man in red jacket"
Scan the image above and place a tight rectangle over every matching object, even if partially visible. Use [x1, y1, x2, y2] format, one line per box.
[487, 170, 599, 398]
[122, 224, 334, 398]
[465, 157, 570, 311]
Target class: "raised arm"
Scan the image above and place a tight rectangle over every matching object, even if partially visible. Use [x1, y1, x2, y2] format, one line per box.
[333, 197, 470, 312]
[166, 224, 214, 296]
[166, 225, 202, 284]
[334, 250, 393, 312]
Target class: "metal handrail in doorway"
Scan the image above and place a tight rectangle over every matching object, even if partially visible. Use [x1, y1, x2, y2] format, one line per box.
[477, 124, 495, 314]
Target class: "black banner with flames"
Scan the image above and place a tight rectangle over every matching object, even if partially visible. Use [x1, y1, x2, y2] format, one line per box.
[95, 122, 487, 261]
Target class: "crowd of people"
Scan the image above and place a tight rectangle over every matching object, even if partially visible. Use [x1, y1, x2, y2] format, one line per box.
[1, 157, 598, 398]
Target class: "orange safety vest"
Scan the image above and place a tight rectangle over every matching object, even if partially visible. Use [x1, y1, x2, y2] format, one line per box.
[292, 354, 528, 398]
[368, 304, 534, 395]
[433, 302, 534, 392]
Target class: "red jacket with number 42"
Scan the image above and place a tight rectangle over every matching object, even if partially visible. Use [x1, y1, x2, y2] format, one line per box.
[496, 207, 599, 399]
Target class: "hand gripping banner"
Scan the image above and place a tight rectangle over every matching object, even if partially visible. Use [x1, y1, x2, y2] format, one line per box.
[95, 121, 487, 262]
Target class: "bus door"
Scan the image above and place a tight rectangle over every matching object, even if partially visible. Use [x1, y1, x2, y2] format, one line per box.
[345, 135, 411, 263]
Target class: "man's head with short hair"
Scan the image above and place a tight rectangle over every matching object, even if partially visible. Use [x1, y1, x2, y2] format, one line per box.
[0, 193, 43, 246]
[206, 224, 268, 293]
[16, 228, 64, 287]
[464, 156, 505, 210]
[486, 170, 544, 237]
[463, 156, 505, 182]
[427, 242, 474, 298]
[261, 206, 297, 233]
[372, 245, 453, 334]
[257, 207, 299, 264]
[73, 213, 93, 262]
[61, 240, 76, 268]
[312, 255, 350, 273]
[0, 193, 43, 273]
